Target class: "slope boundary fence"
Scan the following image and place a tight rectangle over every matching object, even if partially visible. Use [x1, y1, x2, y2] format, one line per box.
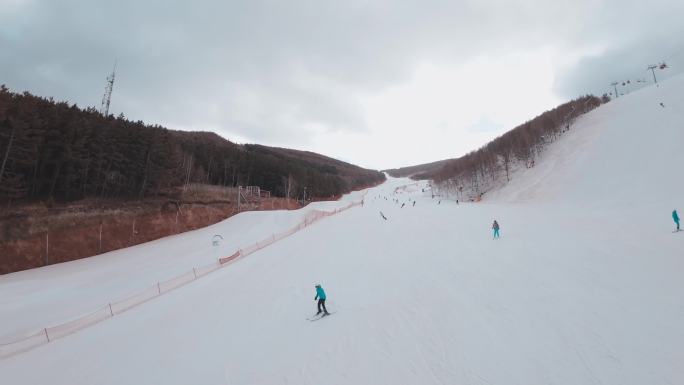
[0, 192, 367, 359]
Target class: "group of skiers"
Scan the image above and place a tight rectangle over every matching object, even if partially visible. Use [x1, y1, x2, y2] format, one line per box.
[314, 193, 680, 318]
[487, 210, 680, 239]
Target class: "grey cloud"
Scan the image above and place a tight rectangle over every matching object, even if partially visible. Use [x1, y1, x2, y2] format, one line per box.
[554, 37, 684, 99]
[1, 0, 682, 149]
[552, 0, 684, 99]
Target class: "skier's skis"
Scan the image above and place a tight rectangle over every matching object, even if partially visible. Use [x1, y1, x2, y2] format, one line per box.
[310, 313, 334, 322]
[306, 313, 324, 321]
[307, 312, 336, 321]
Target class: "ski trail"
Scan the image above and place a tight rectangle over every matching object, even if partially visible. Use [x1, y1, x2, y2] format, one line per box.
[3, 77, 684, 385]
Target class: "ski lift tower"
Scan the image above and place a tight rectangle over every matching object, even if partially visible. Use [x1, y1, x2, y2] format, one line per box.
[610, 82, 619, 98]
[647, 64, 659, 85]
[647, 62, 668, 86]
[100, 61, 117, 116]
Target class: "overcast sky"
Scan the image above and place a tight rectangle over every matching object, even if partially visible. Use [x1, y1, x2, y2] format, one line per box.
[1, 0, 682, 169]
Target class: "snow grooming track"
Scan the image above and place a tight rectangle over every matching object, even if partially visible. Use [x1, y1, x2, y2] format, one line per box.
[0, 191, 368, 359]
[2, 74, 684, 385]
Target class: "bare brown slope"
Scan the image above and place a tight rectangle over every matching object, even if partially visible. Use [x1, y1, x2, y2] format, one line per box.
[0, 185, 301, 275]
[0, 87, 385, 274]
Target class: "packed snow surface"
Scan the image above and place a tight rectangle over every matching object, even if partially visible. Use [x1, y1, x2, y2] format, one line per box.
[1, 76, 683, 384]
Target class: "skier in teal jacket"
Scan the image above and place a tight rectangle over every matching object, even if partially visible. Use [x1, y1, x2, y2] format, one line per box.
[492, 220, 500, 239]
[314, 284, 330, 315]
[673, 209, 680, 231]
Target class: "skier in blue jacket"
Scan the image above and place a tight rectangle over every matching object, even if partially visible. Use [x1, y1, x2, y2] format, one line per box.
[314, 284, 330, 316]
[673, 209, 680, 231]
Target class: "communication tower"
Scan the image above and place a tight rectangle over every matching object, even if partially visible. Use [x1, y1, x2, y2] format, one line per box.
[100, 62, 116, 116]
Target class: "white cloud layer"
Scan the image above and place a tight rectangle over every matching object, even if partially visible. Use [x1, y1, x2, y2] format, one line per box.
[1, 0, 682, 169]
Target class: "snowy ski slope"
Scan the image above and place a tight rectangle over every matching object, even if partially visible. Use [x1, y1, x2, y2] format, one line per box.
[1, 75, 683, 384]
[0, 191, 366, 341]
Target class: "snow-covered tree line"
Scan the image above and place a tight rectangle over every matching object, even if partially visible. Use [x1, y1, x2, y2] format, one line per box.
[429, 95, 605, 201]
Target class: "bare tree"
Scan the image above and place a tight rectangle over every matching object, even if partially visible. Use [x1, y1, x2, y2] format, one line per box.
[0, 122, 14, 184]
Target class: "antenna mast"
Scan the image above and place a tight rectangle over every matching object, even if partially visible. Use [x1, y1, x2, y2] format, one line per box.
[100, 61, 116, 116]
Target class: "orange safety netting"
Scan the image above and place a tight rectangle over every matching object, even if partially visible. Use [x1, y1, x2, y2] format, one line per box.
[0, 192, 367, 359]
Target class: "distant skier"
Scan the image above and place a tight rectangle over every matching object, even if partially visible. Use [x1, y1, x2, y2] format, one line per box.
[314, 284, 330, 316]
[673, 209, 681, 231]
[492, 220, 500, 239]
[380, 211, 387, 220]
[456, 199, 459, 205]
[412, 201, 416, 207]
[401, 203, 405, 208]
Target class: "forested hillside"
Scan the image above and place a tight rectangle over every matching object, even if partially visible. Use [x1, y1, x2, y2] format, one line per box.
[389, 95, 606, 199]
[384, 158, 453, 178]
[0, 86, 384, 206]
